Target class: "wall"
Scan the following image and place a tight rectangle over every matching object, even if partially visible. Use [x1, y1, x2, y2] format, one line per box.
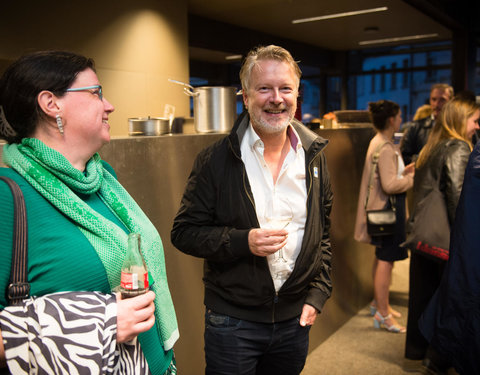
[0, 0, 190, 137]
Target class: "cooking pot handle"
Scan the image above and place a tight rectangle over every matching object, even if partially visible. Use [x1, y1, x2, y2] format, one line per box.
[183, 87, 199, 97]
[168, 78, 194, 91]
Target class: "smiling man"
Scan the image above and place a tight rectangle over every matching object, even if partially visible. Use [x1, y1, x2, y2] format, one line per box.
[171, 45, 333, 375]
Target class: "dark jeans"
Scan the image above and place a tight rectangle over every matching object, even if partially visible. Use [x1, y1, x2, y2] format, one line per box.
[204, 310, 311, 375]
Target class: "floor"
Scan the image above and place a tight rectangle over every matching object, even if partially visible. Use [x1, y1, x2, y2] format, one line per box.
[301, 257, 420, 374]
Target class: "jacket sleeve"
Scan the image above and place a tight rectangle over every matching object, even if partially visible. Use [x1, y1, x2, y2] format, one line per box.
[171, 149, 251, 262]
[305, 153, 333, 313]
[443, 141, 471, 225]
[400, 123, 419, 165]
[377, 144, 413, 194]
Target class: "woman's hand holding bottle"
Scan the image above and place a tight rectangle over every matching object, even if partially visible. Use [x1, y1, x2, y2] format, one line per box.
[116, 290, 156, 343]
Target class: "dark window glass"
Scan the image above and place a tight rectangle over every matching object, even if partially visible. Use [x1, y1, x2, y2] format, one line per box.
[391, 62, 397, 90]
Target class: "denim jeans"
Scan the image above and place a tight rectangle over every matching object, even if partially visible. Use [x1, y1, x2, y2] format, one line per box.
[204, 310, 311, 375]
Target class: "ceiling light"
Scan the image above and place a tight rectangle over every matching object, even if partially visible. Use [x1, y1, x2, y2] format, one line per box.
[359, 33, 438, 46]
[225, 54, 242, 61]
[292, 7, 388, 24]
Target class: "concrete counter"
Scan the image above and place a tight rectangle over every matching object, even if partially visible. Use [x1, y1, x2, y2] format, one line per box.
[1, 127, 376, 374]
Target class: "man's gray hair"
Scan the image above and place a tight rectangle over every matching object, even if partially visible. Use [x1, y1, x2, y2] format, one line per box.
[431, 83, 454, 99]
[240, 45, 302, 93]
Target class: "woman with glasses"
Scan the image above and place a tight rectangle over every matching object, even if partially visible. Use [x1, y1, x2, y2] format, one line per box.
[0, 51, 178, 374]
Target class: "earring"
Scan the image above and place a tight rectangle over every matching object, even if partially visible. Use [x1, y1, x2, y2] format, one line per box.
[56, 114, 64, 134]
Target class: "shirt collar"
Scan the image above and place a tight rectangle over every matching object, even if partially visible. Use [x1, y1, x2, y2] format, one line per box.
[245, 122, 303, 152]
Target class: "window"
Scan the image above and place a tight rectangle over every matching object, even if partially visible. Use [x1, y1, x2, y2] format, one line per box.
[380, 66, 386, 92]
[402, 59, 409, 89]
[402, 105, 408, 122]
[391, 62, 397, 90]
[426, 54, 436, 82]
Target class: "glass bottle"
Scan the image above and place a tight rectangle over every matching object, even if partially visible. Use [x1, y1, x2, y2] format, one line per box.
[120, 233, 149, 298]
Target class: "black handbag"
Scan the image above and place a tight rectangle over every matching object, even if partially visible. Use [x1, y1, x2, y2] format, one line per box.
[364, 142, 396, 237]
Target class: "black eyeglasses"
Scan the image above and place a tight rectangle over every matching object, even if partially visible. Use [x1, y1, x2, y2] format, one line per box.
[66, 85, 103, 100]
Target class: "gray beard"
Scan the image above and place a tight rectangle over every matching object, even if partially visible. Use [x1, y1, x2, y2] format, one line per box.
[249, 110, 293, 134]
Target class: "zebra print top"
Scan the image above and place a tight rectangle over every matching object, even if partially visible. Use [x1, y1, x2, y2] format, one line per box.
[0, 291, 150, 374]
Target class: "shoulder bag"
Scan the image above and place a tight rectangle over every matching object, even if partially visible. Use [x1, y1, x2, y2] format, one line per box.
[0, 176, 149, 374]
[365, 141, 397, 237]
[402, 187, 450, 262]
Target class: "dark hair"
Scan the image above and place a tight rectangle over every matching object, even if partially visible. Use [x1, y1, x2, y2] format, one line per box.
[368, 100, 400, 130]
[454, 90, 476, 104]
[0, 50, 95, 143]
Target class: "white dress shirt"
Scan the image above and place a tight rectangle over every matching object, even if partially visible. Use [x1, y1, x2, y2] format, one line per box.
[240, 123, 307, 291]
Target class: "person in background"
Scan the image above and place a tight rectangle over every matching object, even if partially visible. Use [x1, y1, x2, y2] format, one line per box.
[454, 89, 476, 103]
[354, 100, 414, 333]
[400, 105, 433, 134]
[404, 99, 480, 373]
[413, 104, 433, 122]
[419, 133, 480, 375]
[171, 45, 333, 375]
[401, 83, 454, 164]
[0, 51, 178, 374]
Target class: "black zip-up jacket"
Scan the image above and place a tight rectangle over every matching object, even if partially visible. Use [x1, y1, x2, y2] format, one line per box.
[171, 112, 333, 323]
[400, 116, 434, 165]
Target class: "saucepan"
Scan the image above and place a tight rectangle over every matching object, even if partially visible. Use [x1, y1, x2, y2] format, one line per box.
[169, 79, 240, 133]
[128, 116, 170, 136]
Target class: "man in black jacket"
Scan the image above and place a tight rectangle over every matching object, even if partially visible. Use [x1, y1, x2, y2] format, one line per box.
[400, 83, 453, 164]
[171, 45, 333, 375]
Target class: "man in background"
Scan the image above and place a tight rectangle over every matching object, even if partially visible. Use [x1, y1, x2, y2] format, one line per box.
[171, 45, 333, 375]
[401, 83, 454, 164]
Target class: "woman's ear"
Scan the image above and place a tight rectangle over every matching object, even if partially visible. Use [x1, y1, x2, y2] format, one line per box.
[387, 115, 395, 128]
[37, 90, 61, 118]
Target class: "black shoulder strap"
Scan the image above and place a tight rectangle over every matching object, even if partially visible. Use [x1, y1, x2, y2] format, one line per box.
[0, 176, 30, 305]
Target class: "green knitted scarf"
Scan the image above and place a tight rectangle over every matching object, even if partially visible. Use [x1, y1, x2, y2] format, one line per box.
[2, 138, 178, 350]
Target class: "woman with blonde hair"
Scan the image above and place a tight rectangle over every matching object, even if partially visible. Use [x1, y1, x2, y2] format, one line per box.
[404, 98, 480, 370]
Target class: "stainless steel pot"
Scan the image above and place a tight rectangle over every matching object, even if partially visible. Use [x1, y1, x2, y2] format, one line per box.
[128, 117, 170, 136]
[169, 79, 238, 133]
